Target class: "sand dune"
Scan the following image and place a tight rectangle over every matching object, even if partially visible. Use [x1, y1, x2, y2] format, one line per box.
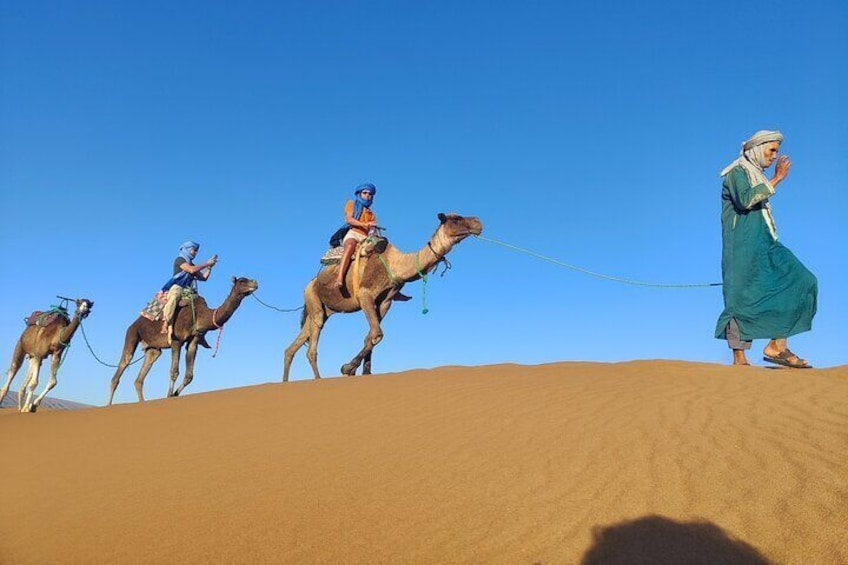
[0, 392, 91, 412]
[1, 361, 846, 564]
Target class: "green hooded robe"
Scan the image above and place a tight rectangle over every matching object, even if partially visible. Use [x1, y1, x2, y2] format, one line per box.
[715, 166, 817, 341]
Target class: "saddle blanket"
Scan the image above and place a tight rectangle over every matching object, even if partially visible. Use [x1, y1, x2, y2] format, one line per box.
[25, 308, 69, 327]
[140, 289, 198, 321]
[320, 237, 388, 266]
[140, 291, 168, 322]
[320, 246, 344, 265]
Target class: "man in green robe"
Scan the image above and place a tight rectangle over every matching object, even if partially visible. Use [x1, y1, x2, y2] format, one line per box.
[715, 130, 817, 368]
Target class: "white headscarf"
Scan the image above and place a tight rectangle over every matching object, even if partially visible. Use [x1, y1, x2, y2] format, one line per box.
[719, 130, 784, 241]
[720, 130, 784, 186]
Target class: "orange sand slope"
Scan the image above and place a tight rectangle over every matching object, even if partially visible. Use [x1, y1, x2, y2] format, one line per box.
[2, 361, 846, 565]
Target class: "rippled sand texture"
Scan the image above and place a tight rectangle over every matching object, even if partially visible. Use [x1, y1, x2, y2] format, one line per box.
[1, 361, 846, 564]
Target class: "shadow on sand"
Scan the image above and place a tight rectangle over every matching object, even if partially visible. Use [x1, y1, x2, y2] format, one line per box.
[580, 515, 773, 565]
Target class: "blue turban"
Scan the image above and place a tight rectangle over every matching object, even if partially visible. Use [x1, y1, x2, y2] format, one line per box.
[355, 183, 376, 195]
[161, 240, 200, 290]
[178, 241, 199, 263]
[351, 183, 376, 221]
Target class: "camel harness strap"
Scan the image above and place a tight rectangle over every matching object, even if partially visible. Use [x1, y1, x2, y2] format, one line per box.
[211, 307, 223, 358]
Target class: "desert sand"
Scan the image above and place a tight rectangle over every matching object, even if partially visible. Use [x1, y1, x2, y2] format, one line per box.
[1, 360, 846, 564]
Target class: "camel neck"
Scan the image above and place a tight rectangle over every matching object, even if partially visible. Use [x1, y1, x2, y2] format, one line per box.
[392, 230, 452, 282]
[204, 292, 245, 329]
[59, 312, 83, 343]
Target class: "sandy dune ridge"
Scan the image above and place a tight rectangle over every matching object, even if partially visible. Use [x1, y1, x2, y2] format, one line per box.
[1, 392, 91, 411]
[1, 360, 846, 564]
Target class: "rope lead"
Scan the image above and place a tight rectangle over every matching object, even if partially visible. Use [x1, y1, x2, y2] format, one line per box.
[474, 235, 722, 289]
[251, 293, 304, 313]
[79, 321, 143, 368]
[415, 252, 429, 315]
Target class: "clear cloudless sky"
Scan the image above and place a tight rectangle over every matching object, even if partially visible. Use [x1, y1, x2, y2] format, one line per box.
[1, 0, 846, 406]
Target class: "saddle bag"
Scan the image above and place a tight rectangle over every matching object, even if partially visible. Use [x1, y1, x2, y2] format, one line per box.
[328, 225, 349, 248]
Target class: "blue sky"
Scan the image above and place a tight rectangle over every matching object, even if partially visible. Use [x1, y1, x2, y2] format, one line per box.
[1, 0, 846, 406]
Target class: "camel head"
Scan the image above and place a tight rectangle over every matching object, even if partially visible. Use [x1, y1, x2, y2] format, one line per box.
[75, 298, 94, 319]
[230, 276, 259, 296]
[437, 213, 483, 243]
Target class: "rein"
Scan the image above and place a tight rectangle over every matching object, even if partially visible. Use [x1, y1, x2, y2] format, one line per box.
[211, 307, 223, 358]
[414, 252, 429, 315]
[473, 235, 722, 288]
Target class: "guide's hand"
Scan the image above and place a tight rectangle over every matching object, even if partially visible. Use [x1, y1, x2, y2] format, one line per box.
[775, 155, 791, 182]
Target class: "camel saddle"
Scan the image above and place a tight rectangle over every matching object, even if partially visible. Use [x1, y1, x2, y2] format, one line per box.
[25, 307, 70, 328]
[320, 236, 389, 266]
[320, 246, 345, 266]
[140, 289, 198, 322]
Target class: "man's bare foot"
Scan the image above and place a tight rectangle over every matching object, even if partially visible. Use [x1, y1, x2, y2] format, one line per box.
[732, 350, 750, 366]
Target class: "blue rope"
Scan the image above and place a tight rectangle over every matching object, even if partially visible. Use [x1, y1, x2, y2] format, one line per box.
[415, 252, 429, 315]
[474, 235, 721, 288]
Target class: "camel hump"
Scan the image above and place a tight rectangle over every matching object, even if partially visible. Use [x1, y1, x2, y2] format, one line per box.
[177, 295, 196, 308]
[25, 307, 69, 328]
[186, 294, 207, 309]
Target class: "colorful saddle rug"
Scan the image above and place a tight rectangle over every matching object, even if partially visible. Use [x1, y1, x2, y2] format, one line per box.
[140, 289, 197, 321]
[319, 236, 389, 266]
[25, 307, 70, 328]
[140, 291, 169, 322]
[320, 246, 345, 266]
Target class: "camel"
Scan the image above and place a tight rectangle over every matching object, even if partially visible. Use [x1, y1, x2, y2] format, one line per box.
[1, 298, 94, 413]
[108, 276, 258, 405]
[283, 212, 483, 381]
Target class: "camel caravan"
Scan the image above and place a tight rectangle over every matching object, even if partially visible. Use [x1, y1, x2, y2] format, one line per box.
[1, 211, 483, 412]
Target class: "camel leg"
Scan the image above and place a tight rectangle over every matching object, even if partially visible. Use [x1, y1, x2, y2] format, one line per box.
[134, 348, 162, 402]
[109, 332, 141, 406]
[283, 322, 311, 383]
[362, 300, 392, 376]
[284, 282, 329, 382]
[31, 351, 62, 412]
[173, 339, 199, 397]
[17, 360, 35, 411]
[341, 339, 374, 377]
[167, 343, 183, 397]
[341, 296, 384, 376]
[19, 358, 42, 413]
[0, 341, 25, 405]
[304, 313, 327, 380]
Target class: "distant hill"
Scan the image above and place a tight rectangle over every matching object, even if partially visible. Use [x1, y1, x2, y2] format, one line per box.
[1, 391, 92, 411]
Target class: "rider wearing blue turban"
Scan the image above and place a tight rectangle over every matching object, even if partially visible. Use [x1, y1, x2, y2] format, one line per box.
[334, 183, 378, 289]
[160, 240, 218, 340]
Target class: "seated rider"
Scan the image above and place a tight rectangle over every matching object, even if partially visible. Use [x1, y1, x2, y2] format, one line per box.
[334, 184, 378, 289]
[161, 240, 217, 339]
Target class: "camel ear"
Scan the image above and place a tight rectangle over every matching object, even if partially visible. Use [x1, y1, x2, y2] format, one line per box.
[231, 276, 237, 284]
[438, 213, 447, 223]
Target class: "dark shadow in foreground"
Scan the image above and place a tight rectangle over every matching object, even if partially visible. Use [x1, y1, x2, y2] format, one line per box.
[580, 515, 773, 565]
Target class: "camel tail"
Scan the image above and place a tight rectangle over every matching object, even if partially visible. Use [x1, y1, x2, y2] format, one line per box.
[299, 307, 308, 328]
